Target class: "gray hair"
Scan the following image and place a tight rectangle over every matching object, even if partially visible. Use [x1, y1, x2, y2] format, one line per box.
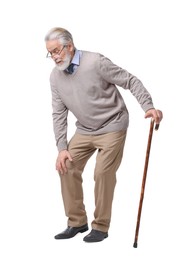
[44, 27, 74, 46]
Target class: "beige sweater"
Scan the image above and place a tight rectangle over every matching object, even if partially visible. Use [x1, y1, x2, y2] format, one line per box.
[50, 51, 154, 152]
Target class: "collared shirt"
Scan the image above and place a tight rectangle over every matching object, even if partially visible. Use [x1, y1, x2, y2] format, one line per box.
[65, 49, 82, 74]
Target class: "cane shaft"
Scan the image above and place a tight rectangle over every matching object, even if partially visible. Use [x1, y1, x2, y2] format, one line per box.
[133, 120, 155, 248]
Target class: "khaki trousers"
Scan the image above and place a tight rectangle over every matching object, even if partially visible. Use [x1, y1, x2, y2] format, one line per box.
[59, 130, 127, 232]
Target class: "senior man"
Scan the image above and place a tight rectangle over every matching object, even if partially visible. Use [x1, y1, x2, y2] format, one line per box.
[45, 27, 162, 242]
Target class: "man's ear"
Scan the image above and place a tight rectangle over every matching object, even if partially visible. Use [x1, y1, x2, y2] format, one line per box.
[67, 42, 74, 52]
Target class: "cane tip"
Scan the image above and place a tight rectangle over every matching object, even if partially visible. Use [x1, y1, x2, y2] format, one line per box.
[133, 242, 138, 248]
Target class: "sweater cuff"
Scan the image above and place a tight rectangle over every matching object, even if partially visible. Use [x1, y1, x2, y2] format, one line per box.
[57, 140, 68, 152]
[142, 103, 155, 113]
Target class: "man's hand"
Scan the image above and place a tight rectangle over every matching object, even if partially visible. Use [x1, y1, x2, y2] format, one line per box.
[145, 109, 163, 124]
[56, 150, 73, 175]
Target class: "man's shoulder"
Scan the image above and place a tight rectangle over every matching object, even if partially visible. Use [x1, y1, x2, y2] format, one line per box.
[81, 51, 106, 69]
[82, 50, 112, 64]
[82, 50, 102, 59]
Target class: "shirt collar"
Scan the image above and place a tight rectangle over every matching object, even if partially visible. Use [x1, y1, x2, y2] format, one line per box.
[70, 49, 81, 65]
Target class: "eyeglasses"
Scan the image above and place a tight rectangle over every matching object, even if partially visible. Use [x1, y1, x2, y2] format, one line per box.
[46, 45, 66, 58]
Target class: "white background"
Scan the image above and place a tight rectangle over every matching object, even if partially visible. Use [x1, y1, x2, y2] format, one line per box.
[0, 0, 183, 259]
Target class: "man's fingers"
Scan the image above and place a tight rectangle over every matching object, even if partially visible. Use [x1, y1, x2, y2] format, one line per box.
[68, 154, 73, 161]
[61, 161, 68, 173]
[66, 151, 73, 161]
[56, 160, 68, 174]
[154, 110, 163, 124]
[157, 110, 163, 121]
[56, 161, 65, 174]
[154, 111, 160, 124]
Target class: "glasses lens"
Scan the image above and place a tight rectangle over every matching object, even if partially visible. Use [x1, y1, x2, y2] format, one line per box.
[46, 45, 66, 58]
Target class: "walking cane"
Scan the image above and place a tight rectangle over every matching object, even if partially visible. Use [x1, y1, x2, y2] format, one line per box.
[133, 119, 159, 248]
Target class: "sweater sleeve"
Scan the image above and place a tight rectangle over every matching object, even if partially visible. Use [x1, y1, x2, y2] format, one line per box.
[50, 76, 68, 152]
[99, 55, 154, 112]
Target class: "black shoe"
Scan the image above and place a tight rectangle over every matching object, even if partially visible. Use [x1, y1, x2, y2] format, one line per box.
[83, 229, 108, 242]
[55, 224, 88, 239]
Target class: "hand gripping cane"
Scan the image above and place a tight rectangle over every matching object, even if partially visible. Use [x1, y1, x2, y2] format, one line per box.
[133, 119, 159, 248]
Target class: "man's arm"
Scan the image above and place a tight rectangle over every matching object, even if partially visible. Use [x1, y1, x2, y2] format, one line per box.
[99, 55, 163, 123]
[99, 55, 153, 111]
[51, 81, 68, 152]
[50, 80, 73, 174]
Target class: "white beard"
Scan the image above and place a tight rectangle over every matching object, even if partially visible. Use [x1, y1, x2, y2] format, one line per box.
[55, 52, 71, 71]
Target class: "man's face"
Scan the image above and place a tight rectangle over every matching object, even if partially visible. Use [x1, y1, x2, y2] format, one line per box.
[46, 39, 73, 70]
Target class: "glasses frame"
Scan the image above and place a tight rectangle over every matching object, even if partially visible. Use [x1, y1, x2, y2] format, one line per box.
[46, 45, 66, 58]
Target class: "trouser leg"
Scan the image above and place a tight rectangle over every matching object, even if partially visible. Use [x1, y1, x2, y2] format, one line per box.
[92, 130, 127, 232]
[59, 133, 96, 227]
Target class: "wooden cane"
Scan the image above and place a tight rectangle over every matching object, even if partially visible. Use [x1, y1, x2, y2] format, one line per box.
[133, 119, 159, 248]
